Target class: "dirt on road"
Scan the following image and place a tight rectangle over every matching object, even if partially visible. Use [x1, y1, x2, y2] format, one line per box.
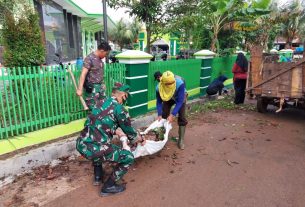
[1, 103, 305, 207]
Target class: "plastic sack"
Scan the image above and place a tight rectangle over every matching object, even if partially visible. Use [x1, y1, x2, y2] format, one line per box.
[130, 119, 172, 158]
[120, 136, 131, 151]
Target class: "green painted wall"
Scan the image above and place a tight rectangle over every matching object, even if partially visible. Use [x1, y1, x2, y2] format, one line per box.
[211, 55, 237, 81]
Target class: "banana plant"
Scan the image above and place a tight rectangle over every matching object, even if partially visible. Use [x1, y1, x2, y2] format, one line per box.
[233, 0, 279, 50]
[199, 0, 246, 53]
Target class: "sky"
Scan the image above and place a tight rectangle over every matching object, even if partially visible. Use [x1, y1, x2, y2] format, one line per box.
[277, 0, 304, 8]
[107, 7, 130, 22]
[71, 0, 130, 22]
[70, 0, 301, 23]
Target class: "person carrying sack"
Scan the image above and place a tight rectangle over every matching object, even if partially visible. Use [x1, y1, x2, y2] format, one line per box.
[156, 71, 188, 150]
[76, 41, 111, 187]
[76, 82, 145, 196]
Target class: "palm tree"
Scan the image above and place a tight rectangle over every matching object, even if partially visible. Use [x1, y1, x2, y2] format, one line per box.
[109, 18, 142, 50]
[279, 0, 305, 48]
[129, 19, 142, 43]
[109, 19, 133, 50]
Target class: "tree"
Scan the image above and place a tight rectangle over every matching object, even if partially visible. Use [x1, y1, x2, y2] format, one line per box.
[0, 0, 18, 22]
[234, 0, 279, 95]
[109, 19, 133, 50]
[165, 0, 201, 50]
[2, 5, 45, 68]
[217, 29, 244, 55]
[203, 0, 247, 53]
[237, 0, 282, 50]
[279, 0, 305, 48]
[0, 0, 19, 45]
[130, 18, 142, 43]
[167, 0, 246, 53]
[108, 0, 167, 53]
[109, 18, 142, 50]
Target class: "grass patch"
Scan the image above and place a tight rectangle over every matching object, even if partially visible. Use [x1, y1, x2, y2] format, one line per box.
[188, 95, 255, 116]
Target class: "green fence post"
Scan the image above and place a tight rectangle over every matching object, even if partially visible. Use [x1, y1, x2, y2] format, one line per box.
[116, 50, 153, 117]
[170, 35, 179, 58]
[194, 50, 216, 96]
[138, 32, 145, 52]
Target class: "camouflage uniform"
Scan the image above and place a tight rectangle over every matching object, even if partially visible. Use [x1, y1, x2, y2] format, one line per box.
[76, 96, 138, 182]
[83, 52, 106, 110]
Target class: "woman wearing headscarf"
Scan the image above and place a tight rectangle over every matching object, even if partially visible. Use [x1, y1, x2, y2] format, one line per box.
[232, 53, 248, 104]
[156, 71, 188, 150]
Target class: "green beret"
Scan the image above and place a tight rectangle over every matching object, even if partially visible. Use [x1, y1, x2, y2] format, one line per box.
[113, 82, 130, 93]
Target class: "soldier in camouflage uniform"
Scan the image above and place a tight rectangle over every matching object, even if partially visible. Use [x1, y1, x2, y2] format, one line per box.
[76, 83, 145, 196]
[76, 42, 111, 185]
[76, 41, 112, 110]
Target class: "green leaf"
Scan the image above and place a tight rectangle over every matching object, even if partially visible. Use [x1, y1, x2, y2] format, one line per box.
[252, 0, 271, 9]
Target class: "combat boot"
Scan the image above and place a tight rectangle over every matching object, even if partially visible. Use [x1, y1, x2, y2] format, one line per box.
[178, 126, 186, 150]
[100, 178, 126, 197]
[93, 163, 103, 186]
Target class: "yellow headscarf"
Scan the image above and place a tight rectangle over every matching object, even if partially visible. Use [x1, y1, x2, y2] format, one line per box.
[159, 71, 176, 101]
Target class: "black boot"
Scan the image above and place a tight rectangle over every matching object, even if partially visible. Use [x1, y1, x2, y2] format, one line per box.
[93, 163, 103, 186]
[100, 178, 126, 197]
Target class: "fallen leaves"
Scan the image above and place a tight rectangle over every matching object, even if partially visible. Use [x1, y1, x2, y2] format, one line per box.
[218, 138, 227, 142]
[171, 153, 178, 160]
[186, 160, 196, 164]
[269, 122, 280, 127]
[226, 160, 240, 167]
[171, 160, 182, 166]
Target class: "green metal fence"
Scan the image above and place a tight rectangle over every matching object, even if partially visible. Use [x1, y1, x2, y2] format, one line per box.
[0, 55, 241, 139]
[148, 59, 202, 102]
[104, 63, 127, 96]
[0, 63, 126, 139]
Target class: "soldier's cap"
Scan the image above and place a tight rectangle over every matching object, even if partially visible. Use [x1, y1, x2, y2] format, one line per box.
[113, 82, 130, 94]
[154, 71, 162, 80]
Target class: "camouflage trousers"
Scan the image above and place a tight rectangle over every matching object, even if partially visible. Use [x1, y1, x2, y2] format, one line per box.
[85, 84, 106, 110]
[76, 137, 134, 182]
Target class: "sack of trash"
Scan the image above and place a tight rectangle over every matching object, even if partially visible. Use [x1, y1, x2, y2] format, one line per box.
[120, 119, 172, 158]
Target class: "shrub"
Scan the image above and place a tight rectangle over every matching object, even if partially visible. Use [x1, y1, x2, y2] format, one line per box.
[2, 6, 45, 69]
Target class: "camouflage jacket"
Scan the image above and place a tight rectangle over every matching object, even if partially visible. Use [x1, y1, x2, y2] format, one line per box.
[83, 52, 104, 84]
[79, 96, 138, 146]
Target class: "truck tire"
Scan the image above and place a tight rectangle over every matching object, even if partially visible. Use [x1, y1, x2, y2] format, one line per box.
[257, 97, 268, 113]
